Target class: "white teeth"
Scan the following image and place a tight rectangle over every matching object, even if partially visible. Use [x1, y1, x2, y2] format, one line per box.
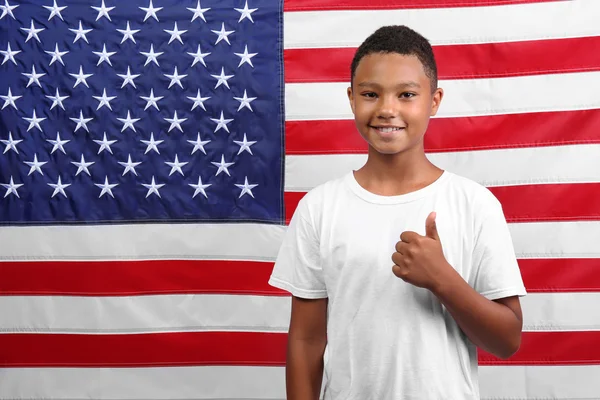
[378, 127, 401, 133]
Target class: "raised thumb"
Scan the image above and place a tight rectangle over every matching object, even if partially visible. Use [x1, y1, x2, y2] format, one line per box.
[426, 211, 439, 240]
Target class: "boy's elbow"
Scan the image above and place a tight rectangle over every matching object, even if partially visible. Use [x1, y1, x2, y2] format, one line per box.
[495, 330, 522, 360]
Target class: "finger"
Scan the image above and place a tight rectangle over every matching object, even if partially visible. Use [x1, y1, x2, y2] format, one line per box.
[400, 231, 419, 243]
[395, 240, 409, 254]
[391, 251, 404, 266]
[392, 263, 408, 280]
[425, 212, 439, 241]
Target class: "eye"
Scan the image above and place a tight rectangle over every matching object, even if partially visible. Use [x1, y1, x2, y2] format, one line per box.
[400, 92, 416, 99]
[361, 92, 377, 98]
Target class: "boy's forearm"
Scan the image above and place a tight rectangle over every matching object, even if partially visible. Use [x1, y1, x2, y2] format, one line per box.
[286, 337, 327, 400]
[431, 265, 522, 359]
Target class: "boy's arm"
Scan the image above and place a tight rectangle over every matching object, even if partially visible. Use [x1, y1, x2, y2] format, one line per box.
[431, 273, 523, 359]
[287, 296, 328, 400]
[392, 212, 523, 359]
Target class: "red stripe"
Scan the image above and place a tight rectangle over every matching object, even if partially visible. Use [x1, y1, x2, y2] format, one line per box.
[286, 109, 600, 155]
[478, 331, 600, 365]
[1, 257, 598, 297]
[284, 0, 557, 12]
[0, 331, 596, 367]
[285, 183, 600, 226]
[488, 183, 600, 223]
[0, 260, 284, 296]
[285, 36, 600, 83]
[519, 259, 600, 293]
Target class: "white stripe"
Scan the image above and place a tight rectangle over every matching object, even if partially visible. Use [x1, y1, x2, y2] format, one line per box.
[0, 219, 598, 261]
[0, 294, 291, 334]
[2, 365, 599, 399]
[479, 365, 600, 400]
[0, 293, 596, 333]
[284, 1, 600, 49]
[284, 145, 600, 190]
[0, 223, 285, 262]
[285, 72, 600, 120]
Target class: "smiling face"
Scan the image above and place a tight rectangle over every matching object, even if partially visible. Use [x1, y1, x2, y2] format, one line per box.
[347, 52, 443, 156]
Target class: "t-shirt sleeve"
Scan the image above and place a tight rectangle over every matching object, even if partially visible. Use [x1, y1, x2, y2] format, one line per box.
[268, 196, 327, 299]
[471, 191, 527, 300]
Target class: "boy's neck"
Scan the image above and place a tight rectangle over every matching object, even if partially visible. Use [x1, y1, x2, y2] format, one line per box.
[353, 146, 443, 197]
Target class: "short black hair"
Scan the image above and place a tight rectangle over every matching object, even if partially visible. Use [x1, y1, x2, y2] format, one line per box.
[350, 25, 438, 92]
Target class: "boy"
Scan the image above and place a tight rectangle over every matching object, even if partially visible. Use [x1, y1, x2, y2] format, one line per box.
[269, 25, 527, 399]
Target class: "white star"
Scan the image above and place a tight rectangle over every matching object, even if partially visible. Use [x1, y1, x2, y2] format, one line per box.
[1, 132, 22, 154]
[92, 88, 116, 111]
[23, 110, 47, 132]
[140, 88, 163, 111]
[93, 43, 116, 66]
[210, 111, 233, 133]
[233, 133, 257, 155]
[164, 110, 187, 133]
[93, 132, 117, 154]
[210, 67, 234, 89]
[95, 176, 119, 198]
[24, 154, 48, 176]
[0, 0, 18, 20]
[164, 22, 187, 45]
[20, 20, 45, 43]
[164, 66, 187, 89]
[69, 110, 93, 133]
[1, 88, 21, 110]
[1, 177, 23, 198]
[187, 89, 210, 111]
[234, 44, 257, 68]
[46, 132, 70, 154]
[142, 176, 165, 198]
[45, 87, 69, 110]
[211, 154, 235, 177]
[22, 65, 46, 88]
[165, 154, 188, 176]
[187, 0, 209, 22]
[0, 43, 20, 65]
[69, 65, 93, 88]
[91, 0, 114, 21]
[141, 43, 163, 66]
[189, 176, 211, 198]
[235, 1, 257, 23]
[234, 90, 257, 112]
[188, 132, 211, 155]
[235, 176, 258, 198]
[69, 21, 92, 44]
[117, 21, 140, 44]
[140, 0, 162, 22]
[141, 132, 164, 154]
[117, 110, 141, 132]
[118, 154, 142, 176]
[48, 176, 71, 198]
[45, 43, 69, 66]
[71, 154, 95, 176]
[43, 0, 67, 21]
[187, 44, 210, 68]
[118, 66, 140, 89]
[211, 22, 234, 45]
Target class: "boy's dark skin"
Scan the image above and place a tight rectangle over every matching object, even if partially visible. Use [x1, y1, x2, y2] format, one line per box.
[286, 52, 524, 400]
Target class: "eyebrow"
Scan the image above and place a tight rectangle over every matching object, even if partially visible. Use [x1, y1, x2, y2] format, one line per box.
[357, 81, 421, 89]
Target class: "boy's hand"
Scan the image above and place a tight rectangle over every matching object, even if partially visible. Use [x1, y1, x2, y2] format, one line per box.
[391, 212, 453, 291]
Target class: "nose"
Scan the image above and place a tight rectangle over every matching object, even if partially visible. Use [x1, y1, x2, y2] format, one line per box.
[376, 95, 399, 119]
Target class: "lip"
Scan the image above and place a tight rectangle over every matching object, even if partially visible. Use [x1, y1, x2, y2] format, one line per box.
[369, 125, 405, 139]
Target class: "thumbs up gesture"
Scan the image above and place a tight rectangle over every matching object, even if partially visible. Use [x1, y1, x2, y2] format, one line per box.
[392, 212, 452, 291]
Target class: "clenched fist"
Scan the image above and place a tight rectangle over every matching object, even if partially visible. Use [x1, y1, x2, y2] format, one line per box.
[392, 212, 453, 292]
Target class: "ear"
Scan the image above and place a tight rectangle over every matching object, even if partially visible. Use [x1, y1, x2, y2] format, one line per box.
[430, 87, 444, 117]
[347, 86, 355, 114]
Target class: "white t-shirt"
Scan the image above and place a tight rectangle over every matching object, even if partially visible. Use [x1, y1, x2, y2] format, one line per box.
[269, 170, 527, 399]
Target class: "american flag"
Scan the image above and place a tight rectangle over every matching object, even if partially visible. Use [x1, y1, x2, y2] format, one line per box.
[1, 0, 599, 399]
